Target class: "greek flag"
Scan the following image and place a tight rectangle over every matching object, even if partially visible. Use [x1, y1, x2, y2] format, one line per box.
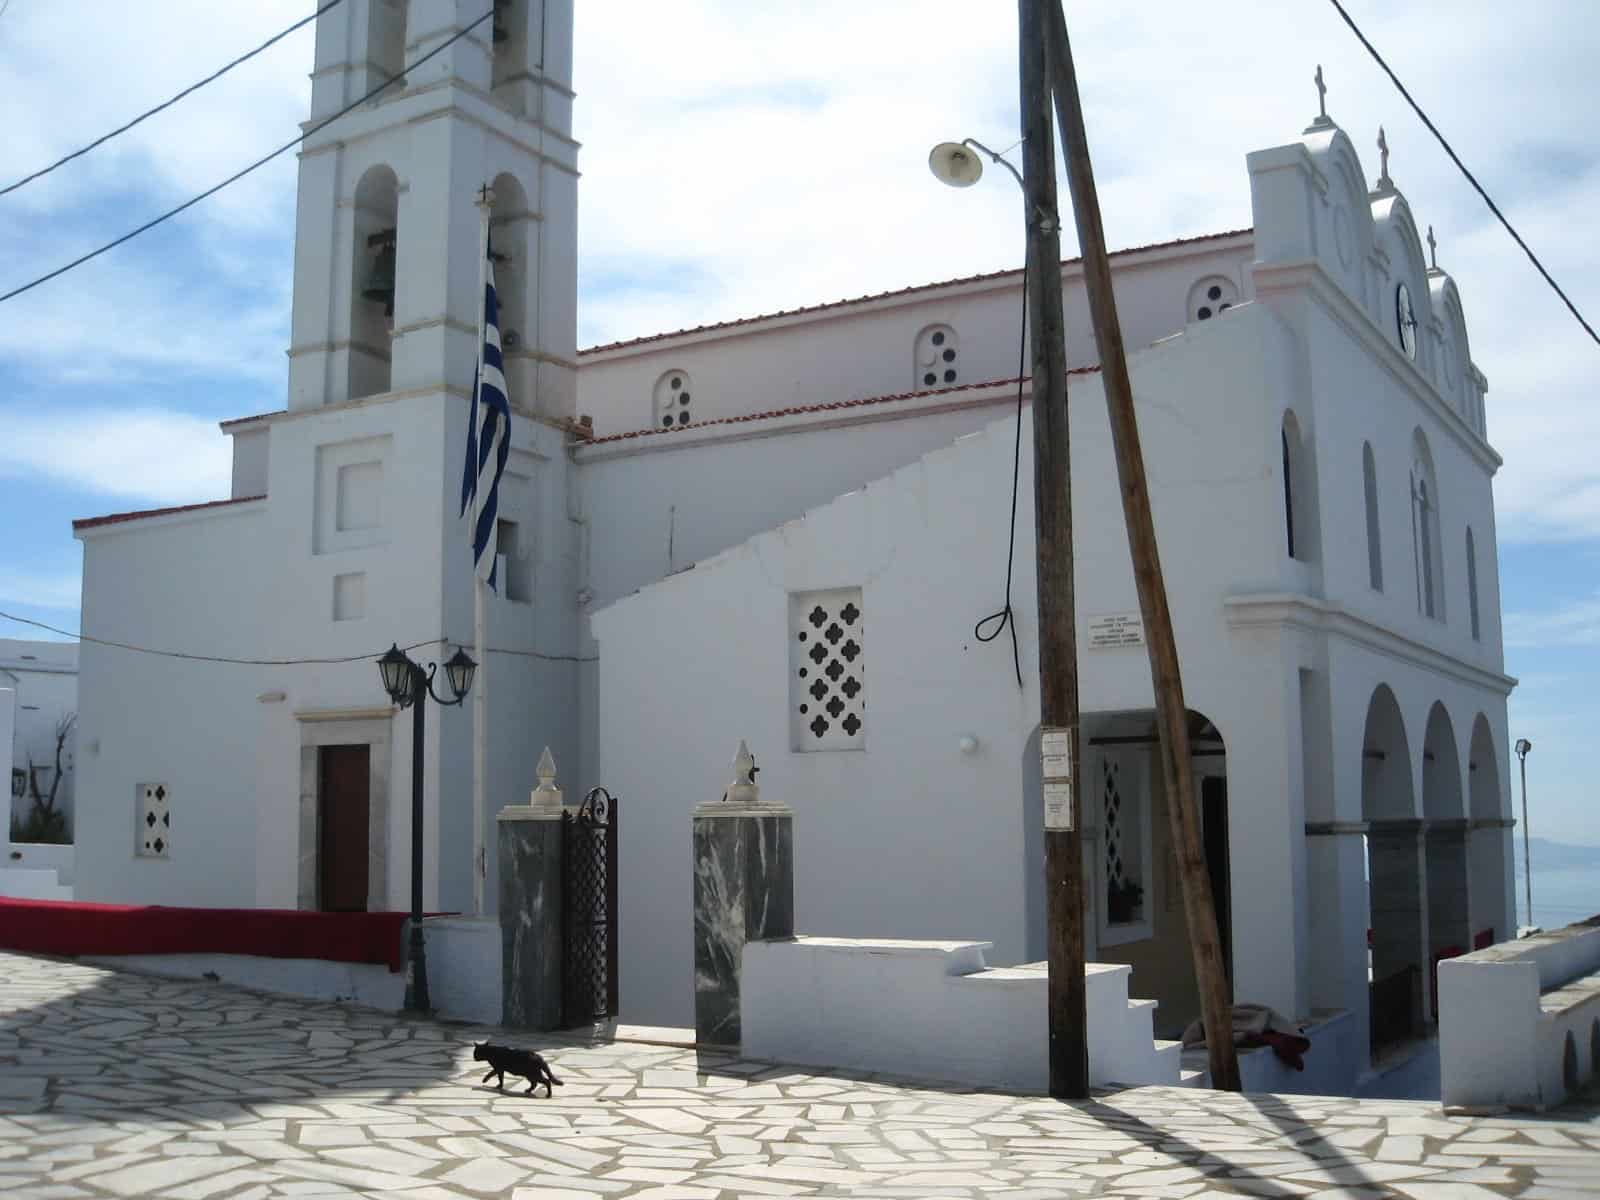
[460, 252, 511, 588]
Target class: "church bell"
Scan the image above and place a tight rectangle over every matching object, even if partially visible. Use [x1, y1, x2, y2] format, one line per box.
[362, 229, 397, 318]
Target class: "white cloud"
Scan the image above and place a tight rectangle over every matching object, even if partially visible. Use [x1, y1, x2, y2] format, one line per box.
[0, 407, 230, 507]
[571, 1, 1600, 544]
[0, 567, 82, 613]
[1504, 593, 1600, 650]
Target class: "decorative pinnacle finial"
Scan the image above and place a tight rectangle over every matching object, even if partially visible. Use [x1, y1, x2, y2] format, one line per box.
[1377, 126, 1392, 189]
[726, 739, 760, 805]
[530, 746, 563, 809]
[1427, 225, 1439, 271]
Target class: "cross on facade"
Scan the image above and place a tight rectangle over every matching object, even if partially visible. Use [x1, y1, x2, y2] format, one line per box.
[1377, 127, 1391, 187]
[1315, 65, 1327, 120]
[1427, 225, 1438, 270]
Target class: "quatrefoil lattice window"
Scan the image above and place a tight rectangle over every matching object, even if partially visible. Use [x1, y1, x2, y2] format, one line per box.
[137, 782, 171, 858]
[789, 588, 864, 751]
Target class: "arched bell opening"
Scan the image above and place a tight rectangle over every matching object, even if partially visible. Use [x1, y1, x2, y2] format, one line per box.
[349, 164, 400, 401]
[489, 173, 531, 409]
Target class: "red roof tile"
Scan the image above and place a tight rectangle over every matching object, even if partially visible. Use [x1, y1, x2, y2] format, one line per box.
[73, 495, 266, 532]
[584, 368, 1102, 447]
[577, 228, 1252, 356]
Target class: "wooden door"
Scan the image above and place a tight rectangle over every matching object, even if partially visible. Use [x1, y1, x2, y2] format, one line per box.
[319, 745, 370, 912]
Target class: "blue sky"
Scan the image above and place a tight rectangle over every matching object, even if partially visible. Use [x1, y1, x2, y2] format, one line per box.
[1, 2, 1597, 843]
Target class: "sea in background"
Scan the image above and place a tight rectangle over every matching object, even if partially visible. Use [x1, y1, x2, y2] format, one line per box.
[1511, 837, 1599, 931]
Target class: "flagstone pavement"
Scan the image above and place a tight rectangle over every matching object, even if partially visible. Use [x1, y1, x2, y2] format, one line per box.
[3, 952, 1599, 1199]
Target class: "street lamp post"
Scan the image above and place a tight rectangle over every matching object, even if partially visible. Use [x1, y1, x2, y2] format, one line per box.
[379, 643, 477, 1015]
[1514, 737, 1533, 930]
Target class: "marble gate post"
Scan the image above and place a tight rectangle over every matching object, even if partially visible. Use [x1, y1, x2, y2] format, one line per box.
[497, 747, 566, 1030]
[692, 741, 794, 1047]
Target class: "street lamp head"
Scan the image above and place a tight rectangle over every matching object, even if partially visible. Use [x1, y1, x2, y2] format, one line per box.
[928, 141, 984, 188]
[1515, 738, 1532, 759]
[444, 646, 477, 702]
[378, 644, 413, 706]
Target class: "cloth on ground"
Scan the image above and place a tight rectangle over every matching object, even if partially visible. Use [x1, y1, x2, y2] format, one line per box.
[1181, 1002, 1313, 1071]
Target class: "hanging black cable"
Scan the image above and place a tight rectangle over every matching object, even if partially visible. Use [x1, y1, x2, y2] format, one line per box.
[0, 6, 494, 306]
[0, 609, 594, 665]
[1, 1, 347, 197]
[973, 260, 1030, 690]
[1326, 0, 1599, 348]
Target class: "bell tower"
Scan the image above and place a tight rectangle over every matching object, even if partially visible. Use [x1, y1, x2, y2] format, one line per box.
[286, 0, 577, 420]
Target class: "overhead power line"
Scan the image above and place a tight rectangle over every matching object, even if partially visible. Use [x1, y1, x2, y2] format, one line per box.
[1, 1, 346, 198]
[1327, 0, 1599, 348]
[0, 609, 595, 666]
[0, 6, 494, 307]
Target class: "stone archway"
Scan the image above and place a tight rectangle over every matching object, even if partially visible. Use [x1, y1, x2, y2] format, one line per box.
[1422, 702, 1469, 1010]
[1468, 715, 1509, 943]
[1361, 685, 1425, 1053]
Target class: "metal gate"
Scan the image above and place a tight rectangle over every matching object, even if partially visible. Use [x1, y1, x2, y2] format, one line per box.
[561, 786, 618, 1025]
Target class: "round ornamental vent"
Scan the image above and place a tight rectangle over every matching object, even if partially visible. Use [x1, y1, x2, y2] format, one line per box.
[1186, 276, 1240, 324]
[915, 324, 959, 389]
[652, 370, 693, 430]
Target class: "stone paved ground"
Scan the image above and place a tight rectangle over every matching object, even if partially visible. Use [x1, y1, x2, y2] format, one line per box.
[3, 952, 1599, 1199]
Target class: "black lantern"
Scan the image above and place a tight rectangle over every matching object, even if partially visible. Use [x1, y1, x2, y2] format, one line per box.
[373, 639, 474, 1015]
[378, 643, 412, 706]
[444, 647, 477, 701]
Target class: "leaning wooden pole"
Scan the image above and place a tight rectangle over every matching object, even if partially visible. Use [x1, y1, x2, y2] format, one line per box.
[1043, 0, 1241, 1092]
[1018, 0, 1088, 1100]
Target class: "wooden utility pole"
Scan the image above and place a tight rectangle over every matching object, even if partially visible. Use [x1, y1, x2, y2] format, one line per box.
[1042, 0, 1241, 1091]
[1018, 0, 1088, 1100]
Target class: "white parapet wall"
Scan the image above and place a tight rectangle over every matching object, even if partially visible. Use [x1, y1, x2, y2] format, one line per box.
[2, 843, 75, 899]
[1440, 920, 1600, 1111]
[741, 936, 1183, 1092]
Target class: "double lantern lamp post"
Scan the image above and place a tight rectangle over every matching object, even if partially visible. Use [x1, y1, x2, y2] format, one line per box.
[378, 642, 477, 1015]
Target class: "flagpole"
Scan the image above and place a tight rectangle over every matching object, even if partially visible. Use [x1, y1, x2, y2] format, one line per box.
[471, 184, 495, 918]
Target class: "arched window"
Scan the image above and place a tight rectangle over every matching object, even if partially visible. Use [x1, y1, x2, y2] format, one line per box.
[915, 324, 959, 389]
[1466, 528, 1481, 641]
[349, 164, 400, 401]
[1280, 411, 1316, 563]
[653, 370, 693, 429]
[1363, 443, 1383, 591]
[1187, 275, 1239, 323]
[1410, 433, 1444, 621]
[1282, 429, 1296, 559]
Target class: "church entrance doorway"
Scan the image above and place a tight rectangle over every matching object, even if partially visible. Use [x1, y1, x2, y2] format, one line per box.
[1023, 709, 1231, 1040]
[318, 745, 370, 912]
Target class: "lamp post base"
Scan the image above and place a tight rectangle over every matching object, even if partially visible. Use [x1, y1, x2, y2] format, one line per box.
[402, 920, 431, 1015]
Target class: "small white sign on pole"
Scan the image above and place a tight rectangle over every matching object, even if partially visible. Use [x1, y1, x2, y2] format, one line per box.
[1041, 727, 1074, 831]
[1087, 612, 1145, 649]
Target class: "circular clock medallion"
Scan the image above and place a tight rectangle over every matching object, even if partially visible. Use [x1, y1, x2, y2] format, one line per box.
[1395, 282, 1417, 360]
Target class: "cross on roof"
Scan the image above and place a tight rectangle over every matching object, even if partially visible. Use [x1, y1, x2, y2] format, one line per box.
[1315, 65, 1327, 121]
[1377, 127, 1391, 187]
[1427, 225, 1438, 270]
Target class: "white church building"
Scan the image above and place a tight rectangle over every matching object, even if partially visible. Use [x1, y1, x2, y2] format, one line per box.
[71, 0, 1516, 1074]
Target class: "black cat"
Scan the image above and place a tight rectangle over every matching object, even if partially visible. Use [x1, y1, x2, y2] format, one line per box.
[473, 1041, 563, 1096]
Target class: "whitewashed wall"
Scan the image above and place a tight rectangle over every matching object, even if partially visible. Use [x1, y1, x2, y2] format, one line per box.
[576, 238, 1254, 439]
[595, 304, 1326, 1029]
